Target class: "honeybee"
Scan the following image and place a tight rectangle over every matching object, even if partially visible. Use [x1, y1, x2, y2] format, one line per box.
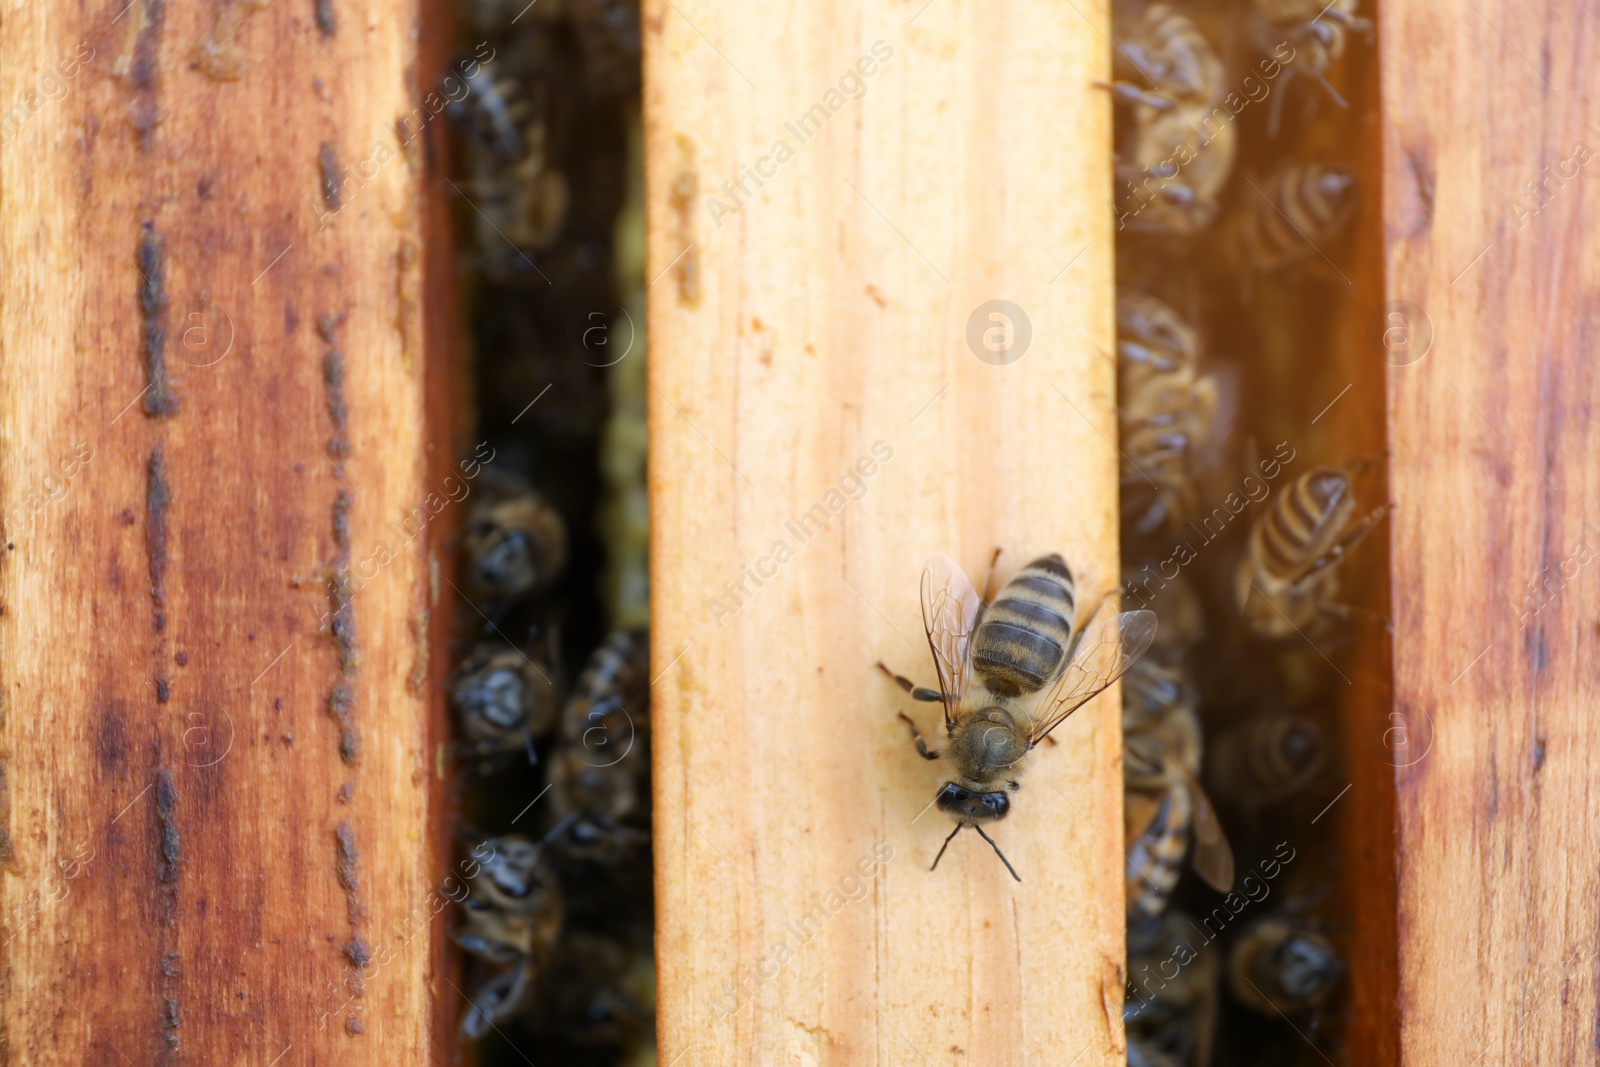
[1116, 106, 1238, 236]
[1227, 163, 1358, 274]
[1125, 908, 1219, 1067]
[459, 475, 569, 604]
[1235, 463, 1388, 638]
[449, 49, 571, 281]
[1253, 0, 1372, 132]
[1206, 712, 1326, 811]
[878, 552, 1156, 881]
[454, 831, 566, 966]
[1123, 658, 1234, 906]
[1109, 2, 1225, 110]
[450, 643, 559, 767]
[531, 930, 652, 1046]
[1228, 917, 1344, 1016]
[1117, 292, 1237, 537]
[460, 962, 536, 1042]
[559, 629, 649, 751]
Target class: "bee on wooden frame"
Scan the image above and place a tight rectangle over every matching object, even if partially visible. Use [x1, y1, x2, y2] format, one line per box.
[877, 551, 1157, 882]
[1235, 460, 1388, 638]
[459, 472, 569, 605]
[1107, 2, 1226, 112]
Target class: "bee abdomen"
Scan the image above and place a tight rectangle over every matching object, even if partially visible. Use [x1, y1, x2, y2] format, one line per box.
[1126, 785, 1190, 924]
[972, 555, 1076, 695]
[1258, 468, 1348, 577]
[1235, 163, 1357, 272]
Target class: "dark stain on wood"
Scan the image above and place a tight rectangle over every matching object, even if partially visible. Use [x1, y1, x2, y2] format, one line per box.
[147, 446, 170, 633]
[138, 225, 179, 417]
[316, 312, 345, 343]
[154, 676, 170, 703]
[319, 143, 343, 211]
[314, 0, 337, 37]
[329, 683, 359, 765]
[329, 490, 358, 676]
[343, 937, 371, 969]
[161, 995, 180, 1052]
[155, 769, 180, 885]
[95, 705, 127, 772]
[324, 350, 350, 459]
[0, 761, 12, 867]
[129, 0, 165, 149]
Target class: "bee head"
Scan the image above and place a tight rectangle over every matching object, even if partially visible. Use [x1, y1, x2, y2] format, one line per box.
[934, 782, 1010, 825]
[469, 523, 541, 597]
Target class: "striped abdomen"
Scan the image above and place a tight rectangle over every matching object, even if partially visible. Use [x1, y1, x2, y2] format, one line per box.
[971, 554, 1077, 696]
[1233, 163, 1357, 271]
[1251, 467, 1353, 580]
[1126, 783, 1191, 925]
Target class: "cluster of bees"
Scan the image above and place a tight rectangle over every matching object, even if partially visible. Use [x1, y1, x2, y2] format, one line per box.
[1110, 1, 1383, 1064]
[443, 0, 652, 1063]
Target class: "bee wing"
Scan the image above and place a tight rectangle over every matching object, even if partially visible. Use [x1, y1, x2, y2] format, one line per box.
[1027, 609, 1158, 745]
[920, 554, 980, 729]
[1179, 762, 1235, 893]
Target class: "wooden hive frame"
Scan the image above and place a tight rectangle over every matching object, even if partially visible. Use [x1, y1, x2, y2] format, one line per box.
[1, 0, 1596, 1061]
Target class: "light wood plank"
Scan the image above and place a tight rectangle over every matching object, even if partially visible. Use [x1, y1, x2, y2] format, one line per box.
[645, 2, 1124, 1063]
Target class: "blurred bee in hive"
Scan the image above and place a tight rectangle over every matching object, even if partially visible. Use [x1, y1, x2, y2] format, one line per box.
[459, 471, 569, 606]
[1128, 1039, 1185, 1067]
[1122, 558, 1205, 664]
[1123, 657, 1234, 924]
[449, 636, 560, 771]
[1226, 162, 1358, 277]
[1234, 460, 1387, 638]
[880, 552, 1157, 882]
[455, 832, 565, 1041]
[1227, 916, 1345, 1017]
[548, 630, 652, 856]
[1117, 291, 1239, 539]
[530, 930, 654, 1047]
[1109, 5, 1237, 236]
[1206, 711, 1326, 817]
[447, 34, 571, 284]
[1252, 0, 1373, 134]
[567, 0, 643, 99]
[1125, 908, 1220, 1067]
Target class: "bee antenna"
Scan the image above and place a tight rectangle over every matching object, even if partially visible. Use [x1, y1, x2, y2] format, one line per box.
[929, 824, 962, 872]
[539, 812, 577, 847]
[973, 825, 1022, 882]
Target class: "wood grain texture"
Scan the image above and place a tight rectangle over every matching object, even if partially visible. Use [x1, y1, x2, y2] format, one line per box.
[644, 2, 1124, 1064]
[1381, 0, 1600, 1062]
[0, 0, 462, 1060]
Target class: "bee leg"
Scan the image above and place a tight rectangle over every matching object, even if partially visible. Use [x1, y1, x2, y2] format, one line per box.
[972, 825, 1022, 882]
[896, 712, 940, 761]
[981, 546, 1003, 604]
[1320, 601, 1394, 633]
[875, 662, 941, 703]
[1092, 80, 1174, 111]
[929, 824, 962, 872]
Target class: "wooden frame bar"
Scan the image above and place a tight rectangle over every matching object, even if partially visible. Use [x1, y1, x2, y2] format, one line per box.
[0, 0, 462, 1059]
[645, 1, 1125, 1062]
